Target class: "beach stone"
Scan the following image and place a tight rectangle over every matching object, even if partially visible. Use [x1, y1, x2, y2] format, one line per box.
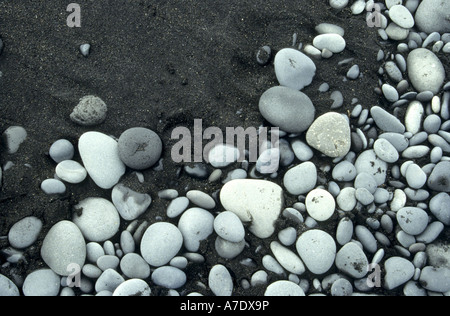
[141, 222, 183, 267]
[70, 95, 107, 126]
[296, 230, 336, 275]
[8, 216, 42, 249]
[429, 134, 450, 153]
[415, 0, 450, 34]
[382, 84, 399, 102]
[405, 164, 427, 189]
[378, 133, 409, 152]
[386, 23, 410, 41]
[178, 208, 214, 252]
[373, 138, 399, 163]
[332, 161, 357, 182]
[405, 101, 424, 135]
[385, 61, 403, 83]
[113, 279, 151, 297]
[424, 115, 441, 134]
[354, 150, 388, 186]
[417, 221, 444, 244]
[214, 211, 245, 243]
[41, 179, 66, 195]
[278, 227, 297, 246]
[256, 45, 272, 66]
[313, 34, 346, 53]
[80, 44, 91, 57]
[291, 140, 314, 161]
[331, 278, 353, 296]
[41, 221, 86, 276]
[397, 207, 429, 235]
[283, 162, 317, 195]
[220, 179, 284, 239]
[336, 217, 354, 246]
[420, 266, 450, 292]
[384, 257, 415, 290]
[347, 65, 360, 80]
[428, 161, 450, 192]
[208, 144, 240, 168]
[426, 242, 450, 269]
[337, 187, 357, 212]
[355, 188, 374, 205]
[95, 269, 125, 293]
[335, 242, 369, 279]
[259, 86, 315, 134]
[97, 255, 120, 271]
[407, 48, 445, 94]
[186, 190, 216, 209]
[0, 274, 20, 296]
[389, 5, 415, 28]
[264, 281, 305, 296]
[429, 193, 450, 225]
[355, 225, 378, 253]
[270, 241, 306, 275]
[370, 106, 405, 133]
[315, 23, 345, 36]
[167, 197, 190, 218]
[274, 48, 316, 91]
[1, 126, 27, 154]
[305, 189, 336, 222]
[23, 269, 60, 296]
[120, 253, 151, 279]
[151, 266, 186, 289]
[402, 145, 430, 159]
[112, 184, 151, 221]
[78, 132, 126, 189]
[72, 198, 120, 242]
[49, 139, 74, 163]
[118, 127, 163, 170]
[306, 112, 351, 158]
[215, 237, 245, 259]
[208, 265, 234, 296]
[55, 160, 87, 184]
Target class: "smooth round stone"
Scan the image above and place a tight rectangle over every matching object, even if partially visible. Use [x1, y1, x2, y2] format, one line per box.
[270, 241, 305, 275]
[256, 45, 272, 66]
[415, 0, 450, 33]
[424, 115, 442, 134]
[385, 61, 403, 83]
[118, 127, 162, 170]
[347, 65, 360, 80]
[335, 242, 369, 279]
[428, 161, 450, 192]
[220, 179, 284, 239]
[78, 132, 126, 190]
[332, 161, 357, 182]
[97, 255, 120, 271]
[0, 274, 20, 296]
[167, 197, 190, 218]
[389, 5, 415, 28]
[151, 266, 186, 289]
[95, 269, 125, 293]
[80, 43, 90, 57]
[355, 188, 374, 205]
[259, 86, 315, 134]
[278, 227, 297, 246]
[354, 150, 388, 186]
[430, 147, 443, 164]
[405, 101, 424, 135]
[209, 265, 234, 296]
[355, 225, 378, 253]
[274, 48, 316, 91]
[378, 133, 409, 152]
[23, 269, 60, 296]
[291, 140, 314, 161]
[306, 112, 351, 158]
[214, 211, 245, 243]
[55, 160, 87, 184]
[337, 187, 357, 212]
[397, 207, 429, 235]
[370, 106, 405, 133]
[8, 216, 42, 249]
[420, 266, 450, 292]
[429, 193, 450, 225]
[186, 190, 216, 210]
[313, 34, 346, 53]
[112, 184, 152, 221]
[41, 179, 66, 195]
[178, 208, 214, 252]
[405, 164, 427, 189]
[315, 23, 345, 36]
[215, 237, 245, 259]
[141, 222, 183, 267]
[382, 84, 399, 102]
[86, 242, 105, 263]
[49, 139, 74, 163]
[402, 145, 430, 159]
[331, 278, 353, 296]
[113, 279, 151, 296]
[296, 230, 336, 275]
[384, 257, 415, 290]
[407, 48, 445, 94]
[386, 23, 410, 41]
[283, 162, 317, 195]
[264, 281, 305, 296]
[72, 198, 120, 242]
[208, 144, 240, 168]
[305, 189, 336, 222]
[336, 217, 354, 246]
[1, 126, 27, 154]
[373, 138, 399, 163]
[41, 221, 86, 276]
[120, 253, 151, 279]
[70, 95, 107, 126]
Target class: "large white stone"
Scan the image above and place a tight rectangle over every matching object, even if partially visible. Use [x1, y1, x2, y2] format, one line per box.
[296, 230, 336, 275]
[305, 189, 336, 222]
[283, 162, 317, 195]
[407, 48, 445, 94]
[274, 48, 316, 91]
[178, 208, 214, 252]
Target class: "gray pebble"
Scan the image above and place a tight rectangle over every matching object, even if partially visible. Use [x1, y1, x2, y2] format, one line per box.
[430, 147, 443, 164]
[86, 242, 105, 263]
[331, 278, 353, 296]
[335, 242, 369, 279]
[95, 269, 125, 293]
[23, 269, 60, 296]
[178, 208, 214, 252]
[152, 266, 186, 289]
[397, 207, 429, 235]
[291, 139, 314, 161]
[384, 257, 415, 290]
[402, 145, 430, 159]
[41, 178, 66, 195]
[417, 222, 444, 244]
[97, 255, 120, 271]
[274, 48, 316, 91]
[354, 172, 378, 194]
[8, 216, 43, 249]
[385, 61, 403, 83]
[296, 229, 336, 275]
[356, 188, 374, 205]
[374, 138, 399, 163]
[336, 217, 354, 246]
[283, 162, 317, 195]
[371, 106, 405, 133]
[49, 139, 74, 163]
[215, 236, 245, 259]
[70, 96, 107, 126]
[428, 161, 450, 192]
[429, 134, 450, 153]
[330, 91, 344, 109]
[419, 266, 450, 293]
[378, 133, 409, 152]
[332, 161, 357, 182]
[184, 163, 209, 179]
[113, 279, 151, 297]
[120, 253, 151, 279]
[0, 274, 20, 296]
[80, 43, 91, 57]
[158, 189, 179, 200]
[355, 225, 377, 254]
[214, 211, 245, 243]
[186, 190, 216, 209]
[382, 84, 399, 102]
[120, 231, 135, 255]
[407, 48, 445, 94]
[167, 197, 190, 218]
[405, 164, 427, 189]
[429, 193, 450, 225]
[347, 65, 360, 80]
[415, 0, 450, 34]
[278, 227, 297, 246]
[256, 46, 272, 66]
[409, 131, 428, 146]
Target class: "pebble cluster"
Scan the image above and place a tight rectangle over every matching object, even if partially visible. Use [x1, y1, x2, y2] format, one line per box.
[1, 0, 449, 296]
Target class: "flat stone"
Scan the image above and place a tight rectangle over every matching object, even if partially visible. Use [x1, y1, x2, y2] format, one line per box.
[70, 95, 107, 126]
[151, 266, 186, 289]
[335, 242, 369, 279]
[112, 184, 152, 221]
[49, 139, 74, 163]
[386, 23, 410, 41]
[429, 193, 450, 225]
[306, 112, 351, 158]
[384, 257, 415, 290]
[305, 189, 336, 222]
[370, 106, 406, 133]
[296, 229, 336, 275]
[336, 217, 354, 246]
[389, 5, 415, 28]
[23, 269, 60, 296]
[397, 207, 429, 235]
[313, 34, 346, 53]
[186, 190, 216, 209]
[41, 179, 66, 195]
[373, 138, 399, 163]
[55, 160, 87, 184]
[178, 208, 214, 252]
[428, 161, 450, 192]
[274, 48, 316, 91]
[405, 164, 427, 189]
[271, 241, 306, 275]
[0, 274, 20, 296]
[283, 162, 317, 195]
[354, 150, 388, 186]
[332, 161, 357, 182]
[382, 84, 399, 102]
[214, 211, 245, 243]
[167, 197, 190, 219]
[220, 179, 284, 239]
[113, 279, 151, 296]
[315, 23, 345, 36]
[8, 216, 42, 249]
[407, 48, 445, 94]
[337, 187, 357, 212]
[415, 0, 450, 34]
[264, 281, 305, 296]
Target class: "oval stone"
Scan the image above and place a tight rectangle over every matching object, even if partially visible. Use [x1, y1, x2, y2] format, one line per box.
[274, 48, 316, 91]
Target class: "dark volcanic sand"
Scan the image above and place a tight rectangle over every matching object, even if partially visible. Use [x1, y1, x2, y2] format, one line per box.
[1, 0, 439, 296]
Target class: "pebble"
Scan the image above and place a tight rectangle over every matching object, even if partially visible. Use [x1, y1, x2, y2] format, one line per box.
[0, 274, 20, 296]
[70, 95, 107, 126]
[8, 216, 42, 249]
[417, 221, 444, 244]
[382, 84, 399, 102]
[355, 225, 378, 254]
[283, 162, 317, 195]
[331, 278, 353, 296]
[72, 198, 120, 242]
[430, 147, 443, 164]
[419, 266, 450, 293]
[385, 61, 403, 83]
[220, 179, 284, 239]
[186, 190, 216, 209]
[86, 242, 105, 263]
[315, 23, 345, 36]
[2, 126, 27, 155]
[428, 161, 450, 192]
[384, 257, 415, 290]
[141, 222, 183, 267]
[214, 211, 245, 243]
[80, 44, 91, 57]
[184, 163, 209, 179]
[335, 242, 369, 279]
[370, 106, 405, 134]
[407, 48, 445, 94]
[389, 5, 415, 29]
[405, 164, 427, 189]
[256, 46, 272, 66]
[55, 160, 87, 184]
[347, 65, 360, 80]
[95, 269, 125, 293]
[41, 179, 66, 195]
[373, 138, 399, 163]
[78, 132, 126, 189]
[264, 281, 305, 296]
[296, 230, 336, 275]
[256, 148, 280, 174]
[41, 221, 86, 276]
[402, 145, 430, 159]
[378, 133, 409, 152]
[397, 207, 429, 235]
[429, 193, 450, 225]
[23, 269, 60, 296]
[355, 150, 388, 186]
[120, 253, 151, 279]
[329, 0, 349, 10]
[278, 227, 297, 246]
[306, 112, 351, 158]
[151, 266, 186, 289]
[271, 241, 306, 275]
[259, 86, 315, 134]
[332, 161, 357, 182]
[178, 208, 214, 252]
[356, 188, 374, 205]
[415, 0, 450, 34]
[111, 184, 151, 221]
[208, 144, 240, 168]
[336, 217, 354, 246]
[337, 187, 357, 212]
[405, 101, 424, 135]
[113, 279, 151, 297]
[49, 139, 74, 163]
[313, 34, 346, 53]
[305, 189, 336, 222]
[330, 91, 344, 109]
[291, 140, 314, 161]
[97, 255, 120, 271]
[274, 48, 316, 91]
[215, 237, 245, 259]
[424, 114, 442, 134]
[167, 197, 190, 218]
